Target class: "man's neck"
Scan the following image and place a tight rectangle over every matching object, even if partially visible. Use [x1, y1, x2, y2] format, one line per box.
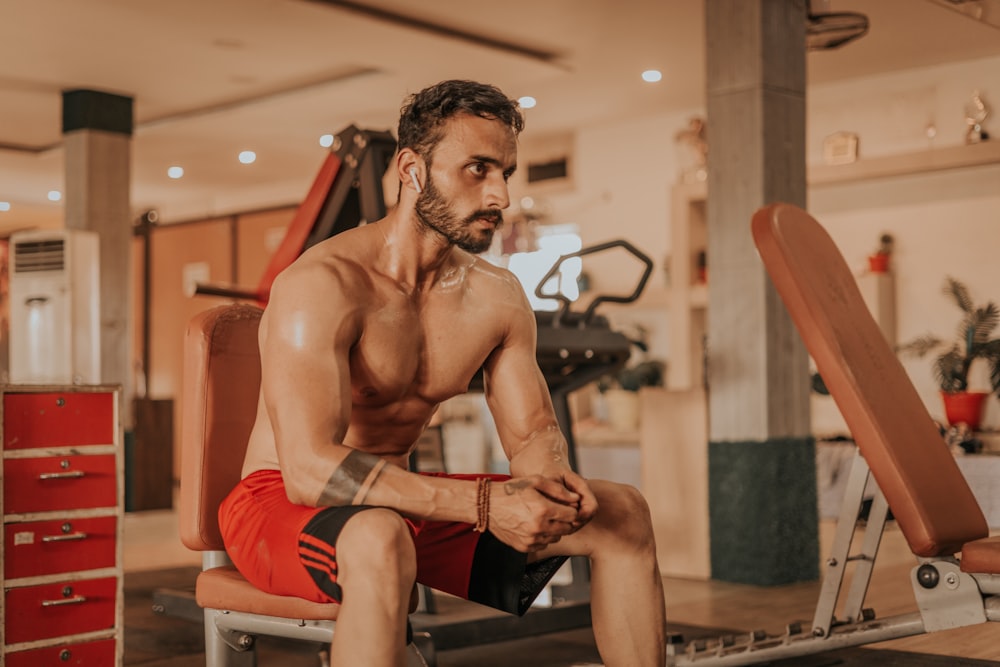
[374, 207, 457, 294]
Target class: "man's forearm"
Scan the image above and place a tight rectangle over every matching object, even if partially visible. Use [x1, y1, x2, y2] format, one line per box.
[508, 424, 571, 477]
[312, 448, 477, 524]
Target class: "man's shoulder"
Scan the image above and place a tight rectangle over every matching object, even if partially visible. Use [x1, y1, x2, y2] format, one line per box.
[268, 234, 376, 310]
[284, 232, 372, 284]
[464, 254, 524, 297]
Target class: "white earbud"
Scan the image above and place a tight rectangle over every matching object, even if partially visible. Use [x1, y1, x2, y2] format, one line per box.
[409, 167, 423, 194]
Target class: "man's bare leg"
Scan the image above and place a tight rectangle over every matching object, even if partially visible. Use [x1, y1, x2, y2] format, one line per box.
[537, 481, 666, 666]
[330, 508, 417, 666]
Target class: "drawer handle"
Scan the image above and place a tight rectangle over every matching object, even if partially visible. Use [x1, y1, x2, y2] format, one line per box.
[41, 595, 87, 607]
[38, 470, 86, 480]
[42, 532, 89, 543]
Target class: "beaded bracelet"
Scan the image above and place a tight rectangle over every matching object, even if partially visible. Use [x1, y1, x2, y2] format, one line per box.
[474, 477, 491, 533]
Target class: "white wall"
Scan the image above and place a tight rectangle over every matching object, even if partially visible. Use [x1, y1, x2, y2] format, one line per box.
[809, 55, 1000, 430]
[807, 56, 1000, 160]
[518, 54, 1000, 432]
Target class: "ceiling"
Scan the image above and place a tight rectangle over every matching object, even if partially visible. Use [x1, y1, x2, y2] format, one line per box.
[1, 0, 999, 234]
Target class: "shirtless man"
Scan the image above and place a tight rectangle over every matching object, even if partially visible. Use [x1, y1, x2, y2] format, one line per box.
[219, 79, 666, 666]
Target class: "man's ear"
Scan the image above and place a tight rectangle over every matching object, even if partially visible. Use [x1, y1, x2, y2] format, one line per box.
[397, 149, 424, 195]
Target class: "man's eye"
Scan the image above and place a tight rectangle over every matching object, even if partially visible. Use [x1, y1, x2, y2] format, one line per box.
[470, 163, 486, 175]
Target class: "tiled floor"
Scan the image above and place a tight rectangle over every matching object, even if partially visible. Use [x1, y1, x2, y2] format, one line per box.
[124, 508, 200, 573]
[124, 509, 1000, 663]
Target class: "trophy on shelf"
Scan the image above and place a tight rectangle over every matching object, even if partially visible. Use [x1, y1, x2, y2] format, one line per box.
[964, 90, 991, 144]
[674, 116, 708, 183]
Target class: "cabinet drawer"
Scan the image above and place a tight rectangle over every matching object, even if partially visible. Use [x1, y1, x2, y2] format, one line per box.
[5, 576, 117, 644]
[5, 637, 116, 666]
[4, 455, 117, 513]
[3, 392, 115, 450]
[5, 516, 117, 579]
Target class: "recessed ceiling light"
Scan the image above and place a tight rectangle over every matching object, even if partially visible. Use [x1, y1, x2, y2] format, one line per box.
[0, 202, 10, 212]
[239, 151, 256, 165]
[319, 134, 334, 148]
[168, 166, 184, 179]
[518, 96, 537, 109]
[641, 69, 663, 83]
[47, 190, 62, 202]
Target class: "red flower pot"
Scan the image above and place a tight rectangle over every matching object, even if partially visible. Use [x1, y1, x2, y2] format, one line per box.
[867, 253, 890, 273]
[941, 391, 989, 431]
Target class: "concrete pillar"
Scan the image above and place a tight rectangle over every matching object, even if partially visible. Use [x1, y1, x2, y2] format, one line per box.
[705, 0, 817, 585]
[62, 89, 133, 427]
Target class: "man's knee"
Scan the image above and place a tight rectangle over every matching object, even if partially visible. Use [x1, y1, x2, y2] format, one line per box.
[597, 482, 655, 551]
[337, 508, 417, 581]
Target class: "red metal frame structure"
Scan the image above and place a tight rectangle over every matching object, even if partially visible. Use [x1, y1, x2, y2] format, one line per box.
[195, 125, 397, 304]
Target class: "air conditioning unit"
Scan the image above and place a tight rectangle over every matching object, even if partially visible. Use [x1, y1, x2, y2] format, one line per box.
[9, 229, 101, 385]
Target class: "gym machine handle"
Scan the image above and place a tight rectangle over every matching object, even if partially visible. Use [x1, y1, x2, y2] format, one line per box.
[534, 239, 653, 328]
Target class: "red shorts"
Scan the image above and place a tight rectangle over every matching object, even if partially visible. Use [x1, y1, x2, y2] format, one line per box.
[218, 469, 566, 616]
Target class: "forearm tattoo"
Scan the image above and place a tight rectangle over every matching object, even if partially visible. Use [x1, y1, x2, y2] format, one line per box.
[504, 478, 532, 495]
[318, 449, 387, 506]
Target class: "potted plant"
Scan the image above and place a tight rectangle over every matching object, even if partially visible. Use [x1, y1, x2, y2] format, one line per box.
[898, 276, 1000, 430]
[597, 360, 666, 432]
[867, 233, 893, 274]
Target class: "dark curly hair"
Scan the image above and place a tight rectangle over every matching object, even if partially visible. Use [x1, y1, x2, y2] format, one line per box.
[397, 80, 524, 162]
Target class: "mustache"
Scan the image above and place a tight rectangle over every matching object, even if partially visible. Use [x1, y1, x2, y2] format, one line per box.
[464, 209, 504, 226]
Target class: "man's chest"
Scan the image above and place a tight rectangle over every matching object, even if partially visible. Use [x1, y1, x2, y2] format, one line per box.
[349, 303, 501, 404]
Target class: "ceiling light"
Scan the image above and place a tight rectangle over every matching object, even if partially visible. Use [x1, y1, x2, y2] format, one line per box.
[47, 190, 62, 202]
[239, 151, 256, 165]
[0, 202, 10, 212]
[319, 134, 334, 148]
[642, 70, 663, 83]
[168, 166, 184, 179]
[518, 96, 537, 109]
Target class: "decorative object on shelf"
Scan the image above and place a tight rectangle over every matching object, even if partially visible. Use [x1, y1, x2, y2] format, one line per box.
[822, 131, 859, 165]
[965, 90, 991, 144]
[925, 119, 938, 148]
[674, 116, 707, 183]
[597, 359, 666, 432]
[867, 232, 893, 274]
[695, 250, 708, 284]
[806, 0, 869, 50]
[941, 421, 983, 455]
[603, 359, 666, 393]
[898, 276, 1000, 430]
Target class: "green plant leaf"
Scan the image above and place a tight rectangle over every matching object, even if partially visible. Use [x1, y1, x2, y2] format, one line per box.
[904, 277, 1000, 394]
[944, 276, 974, 314]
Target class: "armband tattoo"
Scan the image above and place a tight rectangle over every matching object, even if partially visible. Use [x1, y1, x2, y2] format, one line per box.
[318, 449, 387, 506]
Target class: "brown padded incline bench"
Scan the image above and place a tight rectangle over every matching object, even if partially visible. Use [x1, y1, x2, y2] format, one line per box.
[178, 304, 430, 667]
[666, 203, 1000, 665]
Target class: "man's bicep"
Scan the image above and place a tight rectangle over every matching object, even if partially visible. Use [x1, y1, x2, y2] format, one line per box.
[259, 286, 357, 465]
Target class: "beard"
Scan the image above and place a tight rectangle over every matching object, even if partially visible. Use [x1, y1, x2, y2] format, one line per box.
[415, 175, 503, 254]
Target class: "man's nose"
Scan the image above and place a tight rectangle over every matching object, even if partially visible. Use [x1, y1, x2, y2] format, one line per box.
[484, 174, 510, 210]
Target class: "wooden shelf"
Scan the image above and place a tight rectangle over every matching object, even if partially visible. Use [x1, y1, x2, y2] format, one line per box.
[662, 141, 998, 391]
[808, 140, 1000, 187]
[666, 182, 708, 390]
[689, 283, 708, 308]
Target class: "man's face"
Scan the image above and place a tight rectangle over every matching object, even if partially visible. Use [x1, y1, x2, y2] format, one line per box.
[415, 114, 517, 254]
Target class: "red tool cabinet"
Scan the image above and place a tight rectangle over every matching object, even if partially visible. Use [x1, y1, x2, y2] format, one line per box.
[1, 386, 122, 666]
